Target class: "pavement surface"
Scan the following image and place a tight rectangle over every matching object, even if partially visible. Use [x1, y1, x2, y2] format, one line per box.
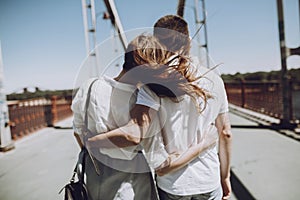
[0, 118, 79, 200]
[0, 109, 299, 200]
[229, 109, 300, 200]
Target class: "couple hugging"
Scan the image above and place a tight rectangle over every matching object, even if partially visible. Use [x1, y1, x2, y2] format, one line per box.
[72, 15, 232, 200]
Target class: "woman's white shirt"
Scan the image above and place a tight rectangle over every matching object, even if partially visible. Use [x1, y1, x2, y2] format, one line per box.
[136, 66, 229, 195]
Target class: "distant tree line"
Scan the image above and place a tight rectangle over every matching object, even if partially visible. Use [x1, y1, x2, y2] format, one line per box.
[7, 87, 73, 101]
[221, 68, 300, 82]
[6, 67, 300, 100]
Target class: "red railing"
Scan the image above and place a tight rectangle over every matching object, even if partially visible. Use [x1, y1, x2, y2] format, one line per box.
[224, 80, 299, 122]
[8, 96, 72, 140]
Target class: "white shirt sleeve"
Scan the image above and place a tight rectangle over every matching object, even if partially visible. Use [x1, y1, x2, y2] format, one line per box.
[71, 82, 87, 135]
[136, 86, 160, 111]
[71, 78, 97, 135]
[135, 86, 169, 169]
[218, 78, 229, 114]
[141, 113, 169, 170]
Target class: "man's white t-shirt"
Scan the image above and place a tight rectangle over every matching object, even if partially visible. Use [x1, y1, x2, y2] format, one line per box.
[136, 66, 229, 195]
[71, 76, 168, 170]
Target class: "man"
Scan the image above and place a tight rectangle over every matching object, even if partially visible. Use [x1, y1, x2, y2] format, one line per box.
[151, 15, 232, 200]
[71, 35, 166, 200]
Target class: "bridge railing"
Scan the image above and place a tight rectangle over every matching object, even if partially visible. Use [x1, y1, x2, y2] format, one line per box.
[8, 96, 72, 140]
[224, 80, 300, 123]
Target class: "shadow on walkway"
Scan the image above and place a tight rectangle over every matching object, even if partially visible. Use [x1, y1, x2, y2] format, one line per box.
[230, 170, 256, 200]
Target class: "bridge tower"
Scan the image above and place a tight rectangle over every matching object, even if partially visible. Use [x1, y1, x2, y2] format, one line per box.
[177, 0, 210, 68]
[81, 0, 99, 76]
[0, 42, 14, 152]
[81, 0, 128, 76]
[276, 0, 300, 128]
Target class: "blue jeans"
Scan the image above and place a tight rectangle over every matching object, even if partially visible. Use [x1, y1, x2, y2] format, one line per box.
[157, 186, 223, 200]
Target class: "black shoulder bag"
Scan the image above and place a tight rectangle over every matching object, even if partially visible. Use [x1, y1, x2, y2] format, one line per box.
[59, 79, 99, 200]
[59, 147, 88, 200]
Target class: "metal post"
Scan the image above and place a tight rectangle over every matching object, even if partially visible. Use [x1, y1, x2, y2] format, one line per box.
[240, 79, 245, 108]
[194, 0, 202, 60]
[103, 0, 128, 50]
[81, 0, 99, 76]
[276, 0, 292, 127]
[0, 42, 15, 151]
[200, 0, 210, 68]
[81, 0, 90, 56]
[194, 0, 209, 68]
[90, 0, 99, 75]
[177, 0, 186, 17]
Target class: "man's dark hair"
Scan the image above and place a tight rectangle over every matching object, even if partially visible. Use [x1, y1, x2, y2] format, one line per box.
[153, 15, 190, 55]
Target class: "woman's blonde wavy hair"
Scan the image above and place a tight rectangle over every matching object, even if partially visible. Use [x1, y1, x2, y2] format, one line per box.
[123, 34, 210, 113]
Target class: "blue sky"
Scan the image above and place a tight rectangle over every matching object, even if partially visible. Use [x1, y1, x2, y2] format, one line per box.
[0, 0, 299, 93]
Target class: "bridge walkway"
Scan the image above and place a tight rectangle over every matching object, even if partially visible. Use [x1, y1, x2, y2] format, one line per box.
[0, 107, 299, 200]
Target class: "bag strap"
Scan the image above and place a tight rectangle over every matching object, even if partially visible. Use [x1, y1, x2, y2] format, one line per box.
[84, 78, 99, 133]
[158, 97, 167, 146]
[82, 78, 101, 175]
[58, 148, 87, 194]
[78, 147, 87, 182]
[69, 147, 87, 182]
[59, 78, 99, 195]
